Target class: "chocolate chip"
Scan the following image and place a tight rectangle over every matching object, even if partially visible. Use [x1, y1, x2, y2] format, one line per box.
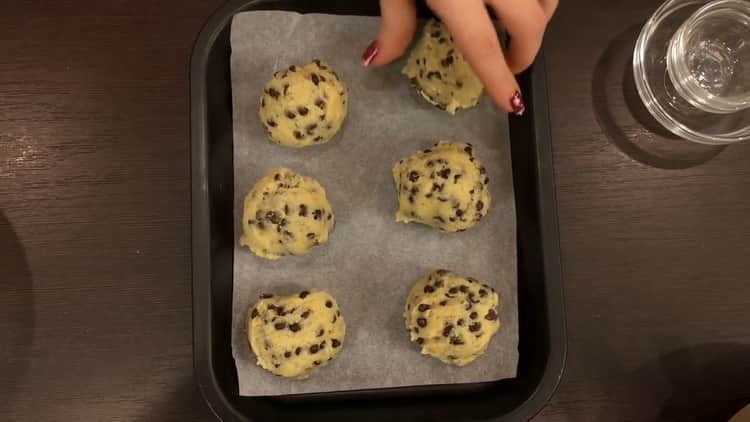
[315, 98, 326, 109]
[317, 329, 324, 337]
[288, 65, 297, 72]
[289, 322, 301, 332]
[448, 287, 458, 294]
[418, 304, 430, 312]
[260, 293, 274, 299]
[320, 75, 327, 82]
[408, 171, 420, 182]
[275, 305, 285, 315]
[283, 84, 289, 95]
[469, 322, 482, 332]
[425, 193, 433, 199]
[305, 123, 317, 134]
[479, 289, 487, 297]
[434, 216, 445, 223]
[301, 310, 310, 319]
[313, 59, 322, 66]
[440, 56, 454, 67]
[297, 106, 309, 116]
[274, 322, 286, 330]
[251, 308, 259, 318]
[313, 209, 323, 220]
[314, 360, 321, 366]
[464, 145, 473, 154]
[283, 230, 294, 238]
[332, 339, 341, 348]
[435, 279, 444, 288]
[485, 309, 498, 321]
[336, 310, 341, 316]
[426, 71, 441, 79]
[285, 110, 296, 119]
[314, 136, 323, 142]
[448, 355, 457, 360]
[311, 73, 320, 85]
[332, 315, 337, 323]
[442, 323, 453, 337]
[309, 344, 319, 354]
[439, 300, 448, 306]
[266, 119, 277, 128]
[484, 176, 490, 185]
[299, 204, 308, 217]
[476, 201, 484, 211]
[306, 232, 315, 240]
[416, 337, 424, 345]
[299, 291, 310, 299]
[459, 285, 468, 293]
[470, 311, 478, 319]
[293, 130, 304, 140]
[456, 209, 464, 217]
[430, 30, 441, 38]
[295, 347, 302, 355]
[424, 285, 435, 293]
[325, 300, 333, 308]
[450, 336, 464, 345]
[417, 318, 427, 327]
[457, 318, 465, 326]
[283, 351, 292, 358]
[319, 341, 326, 349]
[273, 363, 280, 368]
[408, 195, 414, 204]
[279, 218, 287, 227]
[438, 168, 451, 178]
[267, 87, 280, 99]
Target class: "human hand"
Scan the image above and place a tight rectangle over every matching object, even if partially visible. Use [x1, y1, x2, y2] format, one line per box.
[362, 0, 558, 115]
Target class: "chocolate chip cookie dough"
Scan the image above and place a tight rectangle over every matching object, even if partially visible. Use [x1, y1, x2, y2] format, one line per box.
[240, 167, 334, 259]
[392, 141, 491, 232]
[259, 60, 348, 147]
[404, 270, 500, 366]
[402, 19, 484, 114]
[248, 290, 346, 379]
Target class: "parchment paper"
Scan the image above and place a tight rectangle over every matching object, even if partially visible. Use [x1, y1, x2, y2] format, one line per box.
[230, 11, 518, 396]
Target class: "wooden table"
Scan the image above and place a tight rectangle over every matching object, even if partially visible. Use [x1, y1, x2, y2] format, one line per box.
[2, 1, 748, 421]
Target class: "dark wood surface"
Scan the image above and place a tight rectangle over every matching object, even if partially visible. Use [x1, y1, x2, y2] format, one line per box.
[1, 1, 748, 421]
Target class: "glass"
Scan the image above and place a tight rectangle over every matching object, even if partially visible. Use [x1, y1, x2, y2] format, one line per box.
[634, 0, 750, 145]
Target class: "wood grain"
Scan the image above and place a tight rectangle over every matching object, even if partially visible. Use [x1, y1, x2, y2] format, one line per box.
[1, 1, 749, 421]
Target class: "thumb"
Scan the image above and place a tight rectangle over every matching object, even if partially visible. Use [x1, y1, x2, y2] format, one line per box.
[363, 0, 417, 66]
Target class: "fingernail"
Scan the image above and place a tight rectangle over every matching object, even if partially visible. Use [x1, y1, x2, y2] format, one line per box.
[362, 41, 379, 67]
[510, 91, 525, 116]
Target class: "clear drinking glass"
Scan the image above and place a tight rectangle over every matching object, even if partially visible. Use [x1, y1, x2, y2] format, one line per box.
[634, 0, 750, 144]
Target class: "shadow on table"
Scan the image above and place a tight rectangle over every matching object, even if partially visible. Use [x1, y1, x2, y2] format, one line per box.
[591, 23, 727, 169]
[0, 211, 35, 414]
[639, 343, 750, 422]
[142, 373, 215, 422]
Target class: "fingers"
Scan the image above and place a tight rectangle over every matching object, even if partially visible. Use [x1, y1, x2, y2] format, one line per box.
[538, 0, 560, 20]
[427, 0, 523, 113]
[364, 0, 417, 66]
[488, 0, 547, 75]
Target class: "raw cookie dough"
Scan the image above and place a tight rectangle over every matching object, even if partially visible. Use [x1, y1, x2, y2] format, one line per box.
[259, 60, 348, 147]
[247, 290, 346, 379]
[402, 19, 483, 114]
[404, 270, 500, 366]
[240, 167, 335, 259]
[392, 141, 491, 232]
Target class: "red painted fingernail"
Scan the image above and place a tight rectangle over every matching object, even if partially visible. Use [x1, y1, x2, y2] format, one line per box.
[511, 91, 525, 116]
[362, 41, 379, 67]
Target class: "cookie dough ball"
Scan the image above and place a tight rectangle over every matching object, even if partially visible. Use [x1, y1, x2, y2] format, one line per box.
[392, 141, 491, 232]
[402, 19, 483, 114]
[240, 168, 334, 259]
[248, 290, 346, 379]
[404, 270, 500, 366]
[259, 60, 348, 147]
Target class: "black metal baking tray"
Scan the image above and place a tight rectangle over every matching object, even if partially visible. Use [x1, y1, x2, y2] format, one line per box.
[191, 1, 566, 420]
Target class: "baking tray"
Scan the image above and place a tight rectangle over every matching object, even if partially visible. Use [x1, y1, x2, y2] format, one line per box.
[191, 1, 567, 420]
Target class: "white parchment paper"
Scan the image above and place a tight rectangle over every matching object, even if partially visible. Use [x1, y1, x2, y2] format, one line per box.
[230, 11, 518, 396]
